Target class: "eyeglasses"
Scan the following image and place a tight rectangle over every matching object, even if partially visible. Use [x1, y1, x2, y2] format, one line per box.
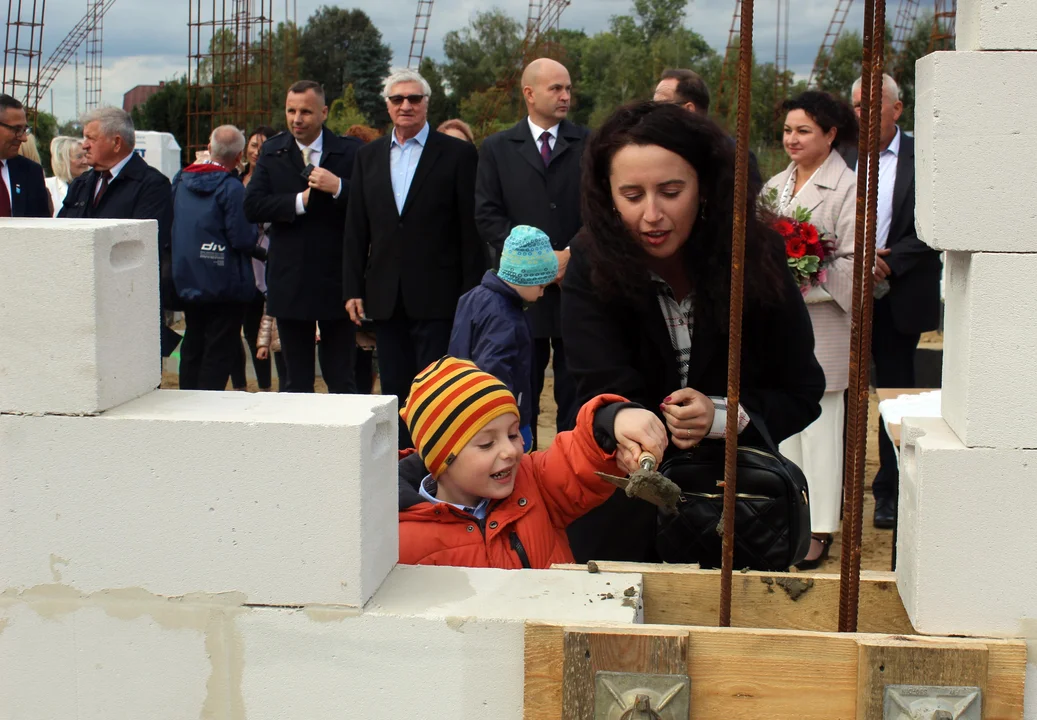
[387, 94, 427, 107]
[0, 121, 31, 137]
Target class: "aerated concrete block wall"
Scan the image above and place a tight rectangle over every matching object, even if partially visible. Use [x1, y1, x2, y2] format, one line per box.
[900, 2, 1037, 714]
[0, 218, 647, 718]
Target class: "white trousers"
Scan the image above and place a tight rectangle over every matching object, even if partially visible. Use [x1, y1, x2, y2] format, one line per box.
[779, 390, 845, 534]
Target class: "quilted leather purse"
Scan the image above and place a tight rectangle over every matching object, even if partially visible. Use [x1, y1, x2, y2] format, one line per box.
[655, 421, 811, 571]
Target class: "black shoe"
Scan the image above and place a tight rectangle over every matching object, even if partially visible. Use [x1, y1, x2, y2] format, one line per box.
[795, 534, 832, 571]
[873, 497, 896, 529]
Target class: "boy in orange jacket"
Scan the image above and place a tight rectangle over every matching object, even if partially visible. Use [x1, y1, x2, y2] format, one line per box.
[397, 356, 667, 569]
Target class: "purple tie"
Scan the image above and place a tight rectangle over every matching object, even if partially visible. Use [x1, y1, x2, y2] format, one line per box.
[539, 131, 552, 167]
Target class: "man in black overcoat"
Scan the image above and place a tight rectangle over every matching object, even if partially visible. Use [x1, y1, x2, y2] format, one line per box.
[244, 80, 363, 393]
[847, 73, 943, 530]
[343, 69, 486, 446]
[475, 58, 588, 441]
[58, 107, 175, 354]
[0, 94, 49, 218]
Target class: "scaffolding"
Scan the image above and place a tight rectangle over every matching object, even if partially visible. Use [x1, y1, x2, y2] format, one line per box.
[773, 0, 790, 124]
[3, 0, 46, 109]
[407, 0, 433, 69]
[928, 0, 956, 52]
[33, 0, 113, 109]
[714, 0, 741, 119]
[186, 0, 273, 159]
[808, 0, 854, 88]
[83, 0, 102, 110]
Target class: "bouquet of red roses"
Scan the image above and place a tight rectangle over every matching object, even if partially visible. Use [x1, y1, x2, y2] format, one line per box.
[761, 189, 836, 297]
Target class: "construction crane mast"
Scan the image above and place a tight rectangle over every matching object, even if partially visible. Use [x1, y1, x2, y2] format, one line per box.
[809, 0, 854, 88]
[889, 0, 922, 77]
[408, 0, 433, 69]
[928, 0, 956, 52]
[3, 0, 46, 109]
[84, 0, 103, 110]
[715, 0, 741, 120]
[33, 0, 114, 108]
[773, 0, 790, 122]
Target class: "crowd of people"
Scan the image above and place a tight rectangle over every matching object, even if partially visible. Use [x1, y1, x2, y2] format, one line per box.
[0, 55, 940, 572]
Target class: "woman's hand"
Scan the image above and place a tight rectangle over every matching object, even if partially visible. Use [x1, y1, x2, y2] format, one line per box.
[613, 408, 668, 475]
[660, 388, 715, 450]
[256, 347, 269, 360]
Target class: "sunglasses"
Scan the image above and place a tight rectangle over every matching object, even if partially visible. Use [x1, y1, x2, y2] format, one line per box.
[387, 94, 427, 107]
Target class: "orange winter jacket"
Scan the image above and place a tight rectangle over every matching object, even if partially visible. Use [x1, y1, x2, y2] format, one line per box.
[397, 395, 629, 569]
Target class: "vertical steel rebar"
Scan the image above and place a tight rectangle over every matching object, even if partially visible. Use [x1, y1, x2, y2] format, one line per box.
[838, 0, 884, 634]
[719, 0, 754, 629]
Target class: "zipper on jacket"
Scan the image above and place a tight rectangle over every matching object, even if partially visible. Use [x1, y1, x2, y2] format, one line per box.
[509, 532, 532, 569]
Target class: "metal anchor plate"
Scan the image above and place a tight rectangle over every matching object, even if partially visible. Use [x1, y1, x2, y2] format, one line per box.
[594, 671, 690, 719]
[883, 685, 982, 720]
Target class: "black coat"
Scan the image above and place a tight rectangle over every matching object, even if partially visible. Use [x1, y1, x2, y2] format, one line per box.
[6, 154, 50, 217]
[343, 128, 486, 321]
[475, 119, 589, 338]
[243, 128, 363, 321]
[59, 153, 175, 308]
[843, 134, 942, 335]
[560, 236, 826, 562]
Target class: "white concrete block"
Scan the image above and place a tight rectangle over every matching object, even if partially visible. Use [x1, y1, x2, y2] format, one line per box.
[0, 219, 160, 415]
[0, 390, 398, 607]
[915, 52, 1037, 252]
[0, 600, 210, 720]
[896, 417, 1037, 637]
[940, 252, 1037, 449]
[957, 0, 1037, 50]
[238, 566, 642, 720]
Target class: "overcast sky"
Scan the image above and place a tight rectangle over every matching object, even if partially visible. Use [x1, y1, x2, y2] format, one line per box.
[31, 0, 868, 122]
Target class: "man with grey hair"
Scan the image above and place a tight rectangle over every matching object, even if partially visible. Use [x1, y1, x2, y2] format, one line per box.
[344, 68, 486, 447]
[170, 124, 259, 390]
[59, 106, 176, 354]
[846, 73, 942, 530]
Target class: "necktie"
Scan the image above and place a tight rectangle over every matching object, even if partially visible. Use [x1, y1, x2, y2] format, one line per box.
[0, 164, 11, 218]
[539, 131, 552, 167]
[302, 147, 313, 167]
[93, 170, 112, 209]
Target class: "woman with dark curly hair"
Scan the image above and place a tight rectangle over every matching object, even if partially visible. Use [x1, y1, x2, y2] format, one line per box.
[561, 101, 825, 563]
[764, 90, 858, 569]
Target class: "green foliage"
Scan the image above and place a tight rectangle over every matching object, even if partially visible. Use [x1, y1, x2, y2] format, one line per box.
[631, 0, 690, 44]
[442, 9, 523, 104]
[298, 7, 392, 123]
[816, 31, 863, 101]
[29, 110, 58, 171]
[325, 85, 368, 134]
[130, 78, 192, 163]
[420, 58, 458, 129]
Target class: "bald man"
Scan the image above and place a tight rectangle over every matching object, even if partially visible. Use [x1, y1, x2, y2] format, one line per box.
[475, 57, 588, 443]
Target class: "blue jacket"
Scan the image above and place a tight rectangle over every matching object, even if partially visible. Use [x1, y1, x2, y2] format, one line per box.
[449, 270, 534, 428]
[171, 164, 257, 304]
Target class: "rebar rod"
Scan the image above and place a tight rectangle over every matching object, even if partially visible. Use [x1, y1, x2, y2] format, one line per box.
[719, 0, 754, 629]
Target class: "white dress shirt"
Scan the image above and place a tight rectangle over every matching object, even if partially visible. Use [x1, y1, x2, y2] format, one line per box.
[528, 117, 560, 153]
[95, 152, 134, 199]
[294, 132, 343, 215]
[389, 122, 430, 215]
[856, 127, 901, 250]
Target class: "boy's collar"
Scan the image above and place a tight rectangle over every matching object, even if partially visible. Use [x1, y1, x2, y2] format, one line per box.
[419, 475, 491, 519]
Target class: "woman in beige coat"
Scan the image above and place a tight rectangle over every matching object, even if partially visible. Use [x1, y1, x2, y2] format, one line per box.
[763, 91, 858, 569]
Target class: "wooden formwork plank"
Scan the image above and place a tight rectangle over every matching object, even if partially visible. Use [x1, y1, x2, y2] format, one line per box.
[562, 626, 688, 720]
[523, 622, 1026, 720]
[553, 562, 913, 634]
[856, 637, 988, 720]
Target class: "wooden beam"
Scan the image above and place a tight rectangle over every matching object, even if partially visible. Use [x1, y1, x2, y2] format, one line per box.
[857, 637, 988, 719]
[553, 562, 914, 634]
[562, 626, 688, 720]
[524, 622, 1026, 720]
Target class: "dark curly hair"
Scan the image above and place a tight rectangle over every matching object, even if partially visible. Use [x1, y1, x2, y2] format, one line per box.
[781, 91, 858, 149]
[580, 101, 787, 327]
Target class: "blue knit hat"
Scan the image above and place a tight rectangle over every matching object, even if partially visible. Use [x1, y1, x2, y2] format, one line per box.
[498, 225, 558, 287]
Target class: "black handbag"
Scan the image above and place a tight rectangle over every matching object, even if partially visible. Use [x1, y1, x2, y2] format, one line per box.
[655, 420, 811, 571]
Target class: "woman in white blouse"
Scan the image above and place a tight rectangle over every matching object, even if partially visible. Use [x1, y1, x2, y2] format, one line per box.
[45, 136, 88, 216]
[763, 90, 858, 570]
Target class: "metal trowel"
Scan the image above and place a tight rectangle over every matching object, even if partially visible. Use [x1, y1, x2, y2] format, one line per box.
[596, 451, 681, 514]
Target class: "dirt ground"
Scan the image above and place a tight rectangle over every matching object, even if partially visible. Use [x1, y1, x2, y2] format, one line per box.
[164, 347, 905, 573]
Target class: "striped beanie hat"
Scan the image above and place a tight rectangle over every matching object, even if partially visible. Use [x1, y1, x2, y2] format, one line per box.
[401, 357, 520, 478]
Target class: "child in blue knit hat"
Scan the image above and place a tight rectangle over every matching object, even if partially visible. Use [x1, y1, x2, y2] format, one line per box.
[448, 225, 559, 451]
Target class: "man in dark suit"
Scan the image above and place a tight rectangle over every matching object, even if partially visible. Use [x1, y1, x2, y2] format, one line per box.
[58, 107, 175, 353]
[344, 68, 486, 446]
[0, 94, 49, 218]
[245, 80, 363, 393]
[848, 73, 943, 529]
[475, 58, 587, 442]
[653, 69, 762, 187]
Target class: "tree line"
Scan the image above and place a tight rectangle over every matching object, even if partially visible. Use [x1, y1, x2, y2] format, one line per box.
[128, 0, 947, 174]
